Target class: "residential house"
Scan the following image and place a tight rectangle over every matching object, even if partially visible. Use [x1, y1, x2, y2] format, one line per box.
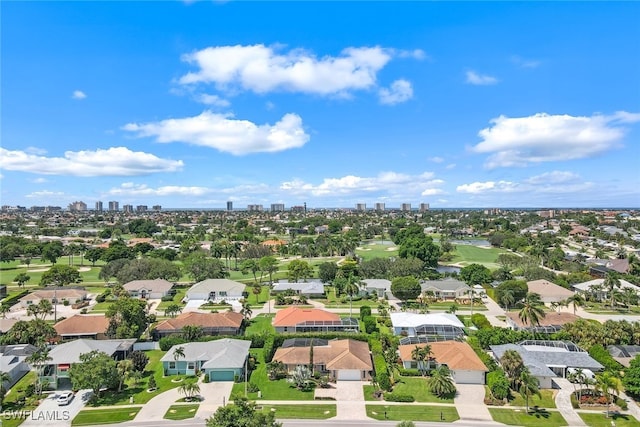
[526, 279, 574, 304]
[271, 281, 326, 298]
[572, 278, 640, 300]
[273, 307, 359, 333]
[390, 312, 465, 339]
[419, 278, 471, 300]
[505, 312, 579, 333]
[40, 338, 135, 389]
[0, 344, 37, 388]
[153, 311, 244, 339]
[362, 279, 391, 298]
[161, 339, 250, 381]
[0, 318, 18, 336]
[123, 279, 174, 299]
[608, 345, 640, 368]
[185, 279, 246, 305]
[398, 341, 488, 384]
[54, 314, 110, 341]
[491, 340, 603, 389]
[19, 288, 88, 308]
[272, 338, 373, 381]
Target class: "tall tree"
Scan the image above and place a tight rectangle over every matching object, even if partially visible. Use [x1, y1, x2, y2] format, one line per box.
[517, 368, 541, 412]
[427, 365, 456, 398]
[207, 397, 281, 427]
[105, 297, 148, 339]
[604, 272, 622, 309]
[14, 272, 30, 289]
[518, 292, 546, 327]
[391, 276, 421, 304]
[39, 265, 81, 287]
[259, 256, 279, 284]
[460, 263, 492, 286]
[69, 350, 119, 396]
[595, 371, 623, 418]
[287, 260, 313, 282]
[499, 349, 525, 389]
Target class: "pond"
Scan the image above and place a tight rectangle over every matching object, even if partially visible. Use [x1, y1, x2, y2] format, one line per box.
[436, 265, 461, 274]
[449, 239, 491, 247]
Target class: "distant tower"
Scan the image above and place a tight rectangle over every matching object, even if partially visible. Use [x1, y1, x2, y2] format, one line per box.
[356, 203, 366, 211]
[108, 201, 119, 211]
[95, 201, 103, 212]
[226, 201, 233, 211]
[401, 203, 411, 212]
[375, 203, 385, 212]
[419, 203, 430, 212]
[304, 202, 307, 214]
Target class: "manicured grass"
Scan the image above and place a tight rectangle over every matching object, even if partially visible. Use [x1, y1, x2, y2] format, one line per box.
[260, 404, 336, 419]
[243, 284, 270, 305]
[363, 385, 380, 401]
[448, 245, 508, 268]
[72, 407, 142, 425]
[1, 372, 39, 427]
[391, 377, 454, 403]
[163, 404, 200, 420]
[88, 350, 198, 406]
[156, 287, 187, 312]
[366, 404, 459, 422]
[580, 412, 640, 427]
[508, 389, 557, 408]
[355, 243, 398, 261]
[489, 408, 568, 427]
[245, 314, 275, 335]
[231, 349, 314, 401]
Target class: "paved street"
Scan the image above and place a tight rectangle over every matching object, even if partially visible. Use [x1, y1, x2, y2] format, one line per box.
[20, 389, 92, 427]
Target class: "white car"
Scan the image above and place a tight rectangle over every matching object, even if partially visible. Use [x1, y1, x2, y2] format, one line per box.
[57, 391, 74, 406]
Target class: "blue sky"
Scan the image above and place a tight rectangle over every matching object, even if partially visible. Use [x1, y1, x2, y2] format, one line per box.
[2, 1, 639, 209]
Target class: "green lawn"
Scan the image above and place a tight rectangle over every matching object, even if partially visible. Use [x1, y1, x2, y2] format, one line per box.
[391, 377, 455, 403]
[156, 287, 187, 312]
[72, 407, 142, 426]
[88, 350, 198, 406]
[232, 349, 314, 401]
[363, 385, 378, 401]
[489, 408, 568, 427]
[245, 314, 275, 335]
[1, 372, 39, 427]
[508, 389, 557, 408]
[163, 404, 200, 420]
[580, 412, 640, 427]
[366, 404, 459, 422]
[259, 404, 336, 419]
[447, 245, 508, 268]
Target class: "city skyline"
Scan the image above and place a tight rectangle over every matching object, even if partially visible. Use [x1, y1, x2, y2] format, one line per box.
[2, 2, 639, 209]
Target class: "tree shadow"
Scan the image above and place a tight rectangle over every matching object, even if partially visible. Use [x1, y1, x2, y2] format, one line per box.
[527, 407, 551, 419]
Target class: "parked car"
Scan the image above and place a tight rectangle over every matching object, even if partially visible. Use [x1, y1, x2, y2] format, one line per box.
[56, 391, 74, 406]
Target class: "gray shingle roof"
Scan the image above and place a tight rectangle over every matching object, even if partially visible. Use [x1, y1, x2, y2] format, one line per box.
[161, 339, 250, 370]
[187, 279, 245, 295]
[48, 339, 136, 365]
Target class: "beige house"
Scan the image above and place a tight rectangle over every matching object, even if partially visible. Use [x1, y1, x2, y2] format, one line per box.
[527, 279, 574, 304]
[54, 314, 110, 341]
[153, 311, 244, 338]
[19, 288, 88, 308]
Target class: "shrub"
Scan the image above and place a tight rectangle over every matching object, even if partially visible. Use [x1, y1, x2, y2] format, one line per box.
[62, 299, 70, 306]
[570, 393, 579, 409]
[263, 335, 276, 363]
[95, 289, 111, 303]
[203, 375, 210, 383]
[376, 372, 392, 392]
[589, 344, 624, 373]
[616, 397, 628, 410]
[363, 316, 378, 334]
[161, 295, 174, 302]
[148, 376, 157, 390]
[360, 305, 372, 320]
[487, 370, 510, 400]
[247, 383, 260, 393]
[398, 368, 421, 377]
[383, 392, 415, 402]
[471, 313, 491, 330]
[159, 336, 187, 351]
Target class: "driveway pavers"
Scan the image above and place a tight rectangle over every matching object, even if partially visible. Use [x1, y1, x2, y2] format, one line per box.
[20, 389, 92, 427]
[454, 384, 493, 422]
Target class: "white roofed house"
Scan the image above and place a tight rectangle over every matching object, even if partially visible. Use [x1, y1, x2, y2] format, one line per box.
[526, 279, 574, 304]
[161, 339, 250, 381]
[390, 312, 465, 340]
[362, 279, 391, 298]
[420, 278, 471, 301]
[185, 279, 246, 306]
[572, 278, 640, 302]
[123, 279, 174, 299]
[271, 281, 326, 298]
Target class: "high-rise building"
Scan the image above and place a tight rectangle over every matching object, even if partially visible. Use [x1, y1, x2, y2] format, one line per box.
[152, 205, 162, 211]
[271, 203, 285, 212]
[95, 201, 103, 212]
[136, 205, 148, 213]
[247, 204, 263, 212]
[122, 204, 134, 213]
[108, 201, 119, 211]
[356, 203, 366, 211]
[419, 203, 430, 212]
[375, 203, 385, 211]
[401, 203, 412, 212]
[226, 201, 233, 211]
[68, 201, 87, 211]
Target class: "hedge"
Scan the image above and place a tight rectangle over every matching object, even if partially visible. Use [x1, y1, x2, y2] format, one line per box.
[1, 290, 29, 307]
[398, 368, 421, 377]
[588, 344, 624, 374]
[384, 393, 415, 402]
[487, 370, 510, 400]
[471, 313, 492, 330]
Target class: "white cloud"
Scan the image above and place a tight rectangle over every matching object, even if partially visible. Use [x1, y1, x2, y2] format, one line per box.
[456, 180, 520, 194]
[30, 177, 48, 184]
[465, 70, 498, 85]
[179, 44, 394, 96]
[106, 183, 212, 197]
[428, 156, 444, 163]
[510, 55, 541, 69]
[25, 147, 47, 155]
[472, 112, 640, 168]
[280, 171, 444, 198]
[265, 101, 276, 111]
[196, 94, 230, 107]
[123, 111, 309, 155]
[445, 163, 456, 170]
[524, 171, 580, 185]
[397, 49, 427, 60]
[72, 90, 87, 100]
[25, 190, 65, 198]
[378, 79, 413, 105]
[421, 188, 445, 196]
[0, 147, 184, 176]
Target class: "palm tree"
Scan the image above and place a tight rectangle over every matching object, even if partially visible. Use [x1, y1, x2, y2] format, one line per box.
[517, 368, 541, 412]
[178, 381, 201, 401]
[595, 371, 622, 418]
[343, 276, 362, 319]
[501, 289, 515, 311]
[622, 288, 638, 311]
[173, 346, 185, 362]
[240, 301, 253, 320]
[427, 365, 456, 398]
[518, 293, 546, 327]
[604, 272, 621, 309]
[566, 294, 585, 315]
[411, 345, 431, 376]
[500, 350, 525, 389]
[117, 359, 133, 392]
[0, 304, 10, 319]
[26, 347, 51, 397]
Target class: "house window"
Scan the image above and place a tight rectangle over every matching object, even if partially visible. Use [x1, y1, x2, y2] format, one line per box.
[169, 362, 176, 369]
[220, 291, 227, 297]
[187, 362, 195, 370]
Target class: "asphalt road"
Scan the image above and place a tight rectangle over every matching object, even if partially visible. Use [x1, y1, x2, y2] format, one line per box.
[87, 419, 505, 427]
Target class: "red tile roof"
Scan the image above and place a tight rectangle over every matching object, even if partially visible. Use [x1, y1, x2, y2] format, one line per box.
[273, 306, 340, 327]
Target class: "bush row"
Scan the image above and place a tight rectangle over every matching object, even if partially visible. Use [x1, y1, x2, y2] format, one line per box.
[588, 344, 624, 374]
[471, 313, 492, 330]
[2, 290, 29, 307]
[384, 393, 415, 402]
[398, 368, 421, 377]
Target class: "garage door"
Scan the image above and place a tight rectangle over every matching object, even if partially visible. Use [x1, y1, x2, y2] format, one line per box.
[337, 370, 361, 381]
[452, 370, 484, 385]
[209, 370, 235, 381]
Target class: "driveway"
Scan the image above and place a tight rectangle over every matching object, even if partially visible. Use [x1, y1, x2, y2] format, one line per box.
[333, 381, 367, 420]
[553, 378, 586, 426]
[20, 389, 92, 427]
[454, 384, 493, 422]
[194, 381, 234, 420]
